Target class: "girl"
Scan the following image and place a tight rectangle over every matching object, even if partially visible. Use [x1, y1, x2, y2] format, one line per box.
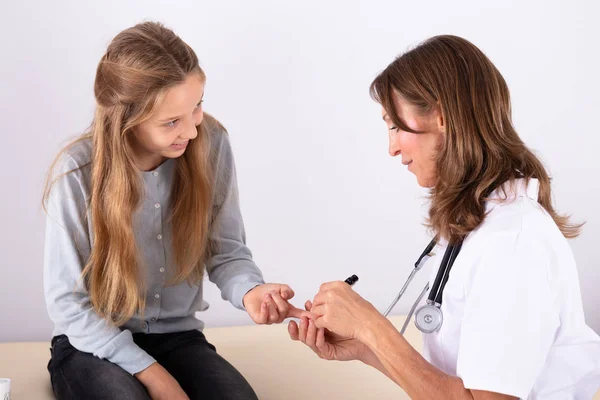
[290, 35, 600, 399]
[44, 21, 301, 400]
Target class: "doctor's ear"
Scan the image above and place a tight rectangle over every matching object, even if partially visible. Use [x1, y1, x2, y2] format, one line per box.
[434, 106, 445, 134]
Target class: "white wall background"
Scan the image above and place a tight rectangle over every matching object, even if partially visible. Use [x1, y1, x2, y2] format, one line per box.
[1, 0, 599, 342]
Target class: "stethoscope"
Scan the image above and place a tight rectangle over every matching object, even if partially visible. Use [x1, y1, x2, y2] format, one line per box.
[383, 238, 463, 335]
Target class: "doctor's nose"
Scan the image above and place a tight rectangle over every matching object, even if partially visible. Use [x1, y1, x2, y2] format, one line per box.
[389, 134, 401, 157]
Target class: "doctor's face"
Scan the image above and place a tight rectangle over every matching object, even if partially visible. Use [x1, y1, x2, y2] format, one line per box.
[382, 96, 444, 188]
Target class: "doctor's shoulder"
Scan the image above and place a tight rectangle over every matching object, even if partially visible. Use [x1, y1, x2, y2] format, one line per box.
[464, 183, 578, 281]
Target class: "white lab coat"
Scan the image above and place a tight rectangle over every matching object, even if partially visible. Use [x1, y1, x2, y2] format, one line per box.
[422, 178, 600, 399]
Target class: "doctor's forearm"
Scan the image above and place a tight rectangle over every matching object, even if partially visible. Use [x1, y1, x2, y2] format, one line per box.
[360, 347, 393, 380]
[360, 318, 473, 400]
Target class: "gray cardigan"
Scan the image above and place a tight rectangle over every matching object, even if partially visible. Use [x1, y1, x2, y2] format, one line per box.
[43, 123, 264, 374]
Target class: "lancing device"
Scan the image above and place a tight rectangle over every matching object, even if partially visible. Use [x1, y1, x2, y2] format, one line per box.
[344, 274, 359, 286]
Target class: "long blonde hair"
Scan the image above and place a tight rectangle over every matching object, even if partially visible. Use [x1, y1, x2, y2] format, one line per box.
[44, 22, 217, 325]
[370, 35, 582, 244]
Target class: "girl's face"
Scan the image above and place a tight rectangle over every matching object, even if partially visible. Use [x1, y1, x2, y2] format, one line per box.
[383, 96, 445, 188]
[131, 73, 205, 171]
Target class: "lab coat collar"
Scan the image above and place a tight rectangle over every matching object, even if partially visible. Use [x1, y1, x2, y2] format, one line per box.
[485, 178, 539, 212]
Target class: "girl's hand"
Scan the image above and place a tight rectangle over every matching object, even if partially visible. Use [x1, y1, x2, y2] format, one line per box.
[135, 362, 190, 400]
[243, 283, 308, 324]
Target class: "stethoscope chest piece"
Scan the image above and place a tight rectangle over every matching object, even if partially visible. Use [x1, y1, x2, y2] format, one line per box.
[383, 238, 463, 335]
[414, 303, 443, 333]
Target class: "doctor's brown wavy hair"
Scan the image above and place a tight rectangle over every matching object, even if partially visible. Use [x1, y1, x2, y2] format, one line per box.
[370, 35, 582, 244]
[43, 22, 220, 325]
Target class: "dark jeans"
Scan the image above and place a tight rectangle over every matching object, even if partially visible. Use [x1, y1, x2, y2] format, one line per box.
[47, 330, 258, 400]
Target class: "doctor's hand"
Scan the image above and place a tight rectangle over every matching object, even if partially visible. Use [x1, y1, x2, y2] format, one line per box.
[243, 283, 308, 325]
[288, 300, 376, 363]
[310, 281, 387, 341]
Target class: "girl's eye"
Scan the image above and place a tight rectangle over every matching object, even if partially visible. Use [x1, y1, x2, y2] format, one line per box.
[165, 119, 178, 128]
[194, 100, 204, 110]
[389, 126, 398, 132]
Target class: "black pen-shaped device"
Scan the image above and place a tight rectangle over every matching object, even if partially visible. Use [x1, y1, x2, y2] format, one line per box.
[344, 274, 359, 286]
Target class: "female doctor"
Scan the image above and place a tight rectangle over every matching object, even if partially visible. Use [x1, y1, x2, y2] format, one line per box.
[288, 35, 600, 399]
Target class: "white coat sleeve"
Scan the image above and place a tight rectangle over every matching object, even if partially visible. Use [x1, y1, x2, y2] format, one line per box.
[456, 229, 559, 398]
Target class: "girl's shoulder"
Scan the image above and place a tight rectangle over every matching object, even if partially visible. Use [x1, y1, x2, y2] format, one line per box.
[55, 135, 93, 174]
[45, 135, 93, 205]
[203, 113, 227, 137]
[203, 114, 235, 165]
[203, 113, 229, 151]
